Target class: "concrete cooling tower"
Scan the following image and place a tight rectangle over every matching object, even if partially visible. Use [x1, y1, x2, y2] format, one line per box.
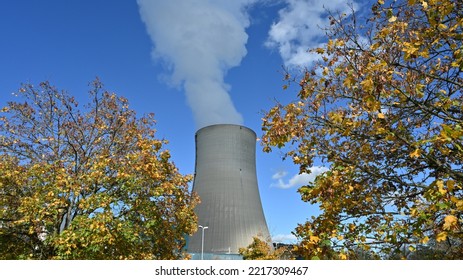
[187, 124, 270, 259]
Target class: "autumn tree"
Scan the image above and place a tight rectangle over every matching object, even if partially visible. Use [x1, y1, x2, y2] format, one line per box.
[0, 79, 198, 259]
[262, 0, 462, 259]
[239, 236, 288, 260]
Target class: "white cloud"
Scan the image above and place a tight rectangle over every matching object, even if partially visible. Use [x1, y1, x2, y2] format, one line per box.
[271, 166, 328, 189]
[137, 0, 260, 128]
[272, 170, 288, 180]
[272, 233, 298, 243]
[266, 0, 358, 68]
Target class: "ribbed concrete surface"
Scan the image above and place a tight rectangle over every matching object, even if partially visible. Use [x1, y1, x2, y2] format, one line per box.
[187, 124, 270, 254]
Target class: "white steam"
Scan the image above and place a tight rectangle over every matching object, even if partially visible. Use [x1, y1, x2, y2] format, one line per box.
[137, 0, 257, 128]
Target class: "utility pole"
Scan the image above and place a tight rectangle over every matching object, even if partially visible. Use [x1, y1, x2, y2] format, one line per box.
[199, 225, 209, 260]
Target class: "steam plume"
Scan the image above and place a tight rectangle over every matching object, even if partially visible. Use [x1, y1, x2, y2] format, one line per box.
[137, 0, 257, 128]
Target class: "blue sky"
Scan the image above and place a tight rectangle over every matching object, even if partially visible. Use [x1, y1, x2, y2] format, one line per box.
[0, 0, 367, 243]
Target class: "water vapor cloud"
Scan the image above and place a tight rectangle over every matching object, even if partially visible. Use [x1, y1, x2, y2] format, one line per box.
[137, 0, 257, 128]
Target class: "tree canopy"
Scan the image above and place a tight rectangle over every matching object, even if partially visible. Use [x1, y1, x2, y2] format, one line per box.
[0, 79, 198, 259]
[239, 236, 288, 260]
[262, 0, 462, 259]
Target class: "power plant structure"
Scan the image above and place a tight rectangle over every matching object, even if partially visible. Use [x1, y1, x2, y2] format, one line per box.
[187, 124, 271, 260]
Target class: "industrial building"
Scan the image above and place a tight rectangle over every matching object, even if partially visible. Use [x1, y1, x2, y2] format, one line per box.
[187, 124, 271, 260]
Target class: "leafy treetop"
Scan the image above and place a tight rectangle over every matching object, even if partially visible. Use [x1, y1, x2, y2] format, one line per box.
[0, 79, 198, 259]
[262, 0, 462, 259]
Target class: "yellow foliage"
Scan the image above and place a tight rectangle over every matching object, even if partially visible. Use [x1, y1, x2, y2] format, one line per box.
[436, 232, 447, 242]
[360, 78, 374, 92]
[0, 79, 198, 260]
[409, 149, 421, 158]
[239, 236, 290, 260]
[315, 48, 325, 54]
[443, 215, 458, 230]
[323, 67, 329, 76]
[310, 235, 320, 243]
[420, 236, 430, 244]
[262, 0, 463, 260]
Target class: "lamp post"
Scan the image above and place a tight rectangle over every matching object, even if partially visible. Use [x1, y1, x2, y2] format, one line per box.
[199, 225, 209, 260]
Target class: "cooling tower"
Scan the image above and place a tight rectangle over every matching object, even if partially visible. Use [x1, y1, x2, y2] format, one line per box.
[187, 124, 270, 257]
